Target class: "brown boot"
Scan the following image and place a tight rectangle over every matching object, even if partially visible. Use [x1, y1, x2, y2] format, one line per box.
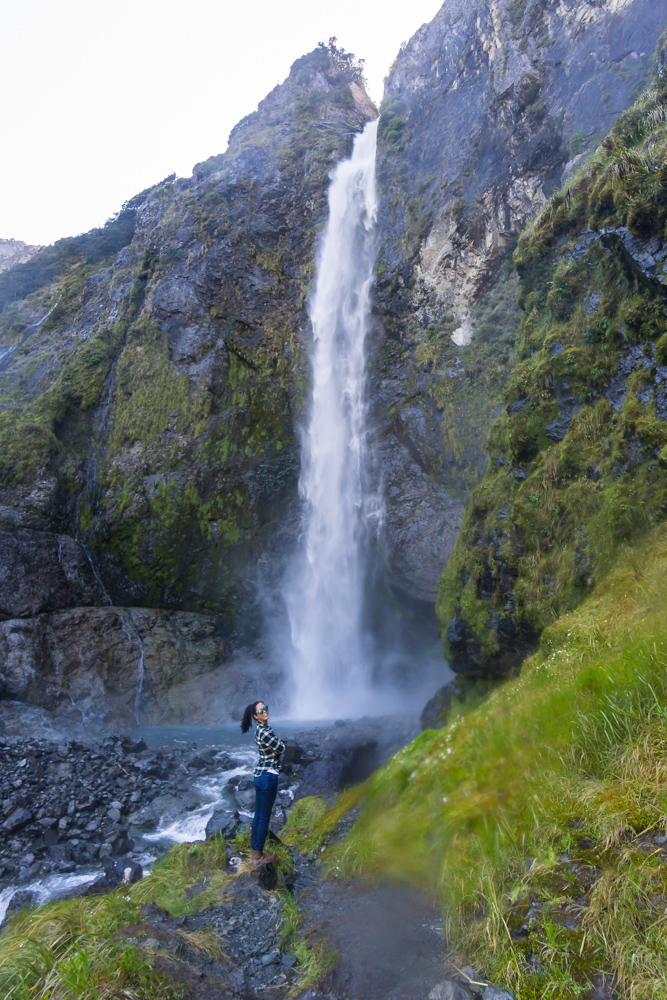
[251, 848, 275, 867]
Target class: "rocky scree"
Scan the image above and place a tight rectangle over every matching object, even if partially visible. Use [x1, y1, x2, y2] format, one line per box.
[0, 713, 417, 921]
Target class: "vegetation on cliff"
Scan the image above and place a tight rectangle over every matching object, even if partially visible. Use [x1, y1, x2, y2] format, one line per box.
[437, 70, 667, 676]
[0, 45, 374, 627]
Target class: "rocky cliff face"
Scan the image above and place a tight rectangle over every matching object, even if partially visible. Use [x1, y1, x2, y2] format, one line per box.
[0, 240, 41, 274]
[370, 0, 665, 602]
[0, 45, 374, 724]
[437, 61, 667, 676]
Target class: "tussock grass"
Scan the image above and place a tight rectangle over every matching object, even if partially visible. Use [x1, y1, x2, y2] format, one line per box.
[130, 836, 231, 916]
[327, 524, 667, 997]
[0, 892, 176, 1000]
[281, 787, 365, 855]
[0, 834, 289, 998]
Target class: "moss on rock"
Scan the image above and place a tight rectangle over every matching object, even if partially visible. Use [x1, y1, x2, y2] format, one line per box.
[437, 74, 667, 676]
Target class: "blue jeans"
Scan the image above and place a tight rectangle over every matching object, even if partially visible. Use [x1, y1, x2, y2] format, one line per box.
[251, 773, 278, 852]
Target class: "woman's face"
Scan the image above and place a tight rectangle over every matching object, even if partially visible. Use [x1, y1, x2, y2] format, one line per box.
[254, 702, 269, 724]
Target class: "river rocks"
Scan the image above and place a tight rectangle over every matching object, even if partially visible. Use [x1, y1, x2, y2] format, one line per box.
[205, 808, 239, 839]
[2, 807, 32, 832]
[0, 733, 240, 909]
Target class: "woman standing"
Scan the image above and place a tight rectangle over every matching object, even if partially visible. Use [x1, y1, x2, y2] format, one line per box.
[240, 700, 285, 866]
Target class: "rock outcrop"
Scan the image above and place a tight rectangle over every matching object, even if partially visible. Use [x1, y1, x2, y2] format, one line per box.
[0, 607, 234, 724]
[0, 44, 373, 622]
[370, 0, 666, 601]
[0, 239, 41, 274]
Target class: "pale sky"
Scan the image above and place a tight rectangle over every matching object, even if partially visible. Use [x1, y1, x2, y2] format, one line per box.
[2, 0, 442, 247]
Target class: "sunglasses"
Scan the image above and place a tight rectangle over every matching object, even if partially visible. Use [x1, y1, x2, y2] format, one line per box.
[257, 705, 269, 715]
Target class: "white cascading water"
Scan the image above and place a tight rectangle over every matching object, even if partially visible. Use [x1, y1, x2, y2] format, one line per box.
[286, 119, 380, 718]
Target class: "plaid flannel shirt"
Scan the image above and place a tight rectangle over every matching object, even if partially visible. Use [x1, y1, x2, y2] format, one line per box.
[254, 721, 285, 777]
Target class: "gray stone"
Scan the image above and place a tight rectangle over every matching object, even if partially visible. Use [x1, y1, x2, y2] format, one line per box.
[482, 987, 516, 1000]
[234, 787, 256, 812]
[0, 528, 106, 620]
[429, 980, 475, 1000]
[259, 948, 280, 966]
[205, 808, 239, 839]
[2, 807, 32, 831]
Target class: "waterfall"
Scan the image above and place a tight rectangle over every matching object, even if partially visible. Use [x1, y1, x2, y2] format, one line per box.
[286, 120, 380, 718]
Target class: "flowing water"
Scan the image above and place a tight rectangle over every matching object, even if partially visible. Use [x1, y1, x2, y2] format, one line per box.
[285, 120, 380, 719]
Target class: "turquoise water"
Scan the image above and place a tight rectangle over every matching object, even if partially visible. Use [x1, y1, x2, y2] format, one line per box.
[128, 719, 336, 749]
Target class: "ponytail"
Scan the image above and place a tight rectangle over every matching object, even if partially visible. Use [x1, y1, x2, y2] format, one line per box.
[241, 701, 262, 733]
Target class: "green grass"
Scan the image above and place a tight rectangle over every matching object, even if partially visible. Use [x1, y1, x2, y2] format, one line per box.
[278, 893, 337, 997]
[281, 787, 364, 855]
[0, 835, 298, 999]
[322, 523, 667, 998]
[0, 891, 175, 1000]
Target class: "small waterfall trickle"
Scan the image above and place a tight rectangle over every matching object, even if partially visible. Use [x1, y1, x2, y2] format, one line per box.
[118, 609, 145, 724]
[285, 120, 380, 718]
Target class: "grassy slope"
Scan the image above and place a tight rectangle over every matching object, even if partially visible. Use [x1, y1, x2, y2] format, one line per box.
[317, 523, 667, 998]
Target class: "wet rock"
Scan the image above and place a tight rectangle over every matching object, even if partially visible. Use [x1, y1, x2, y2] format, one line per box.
[0, 607, 230, 724]
[377, 434, 464, 601]
[234, 787, 256, 811]
[420, 679, 476, 730]
[205, 809, 239, 839]
[5, 888, 38, 919]
[291, 716, 419, 800]
[0, 529, 106, 621]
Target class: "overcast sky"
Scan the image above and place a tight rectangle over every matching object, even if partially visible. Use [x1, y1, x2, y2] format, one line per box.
[2, 0, 442, 247]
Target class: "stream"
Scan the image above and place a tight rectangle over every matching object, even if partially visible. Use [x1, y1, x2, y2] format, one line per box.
[0, 715, 418, 927]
